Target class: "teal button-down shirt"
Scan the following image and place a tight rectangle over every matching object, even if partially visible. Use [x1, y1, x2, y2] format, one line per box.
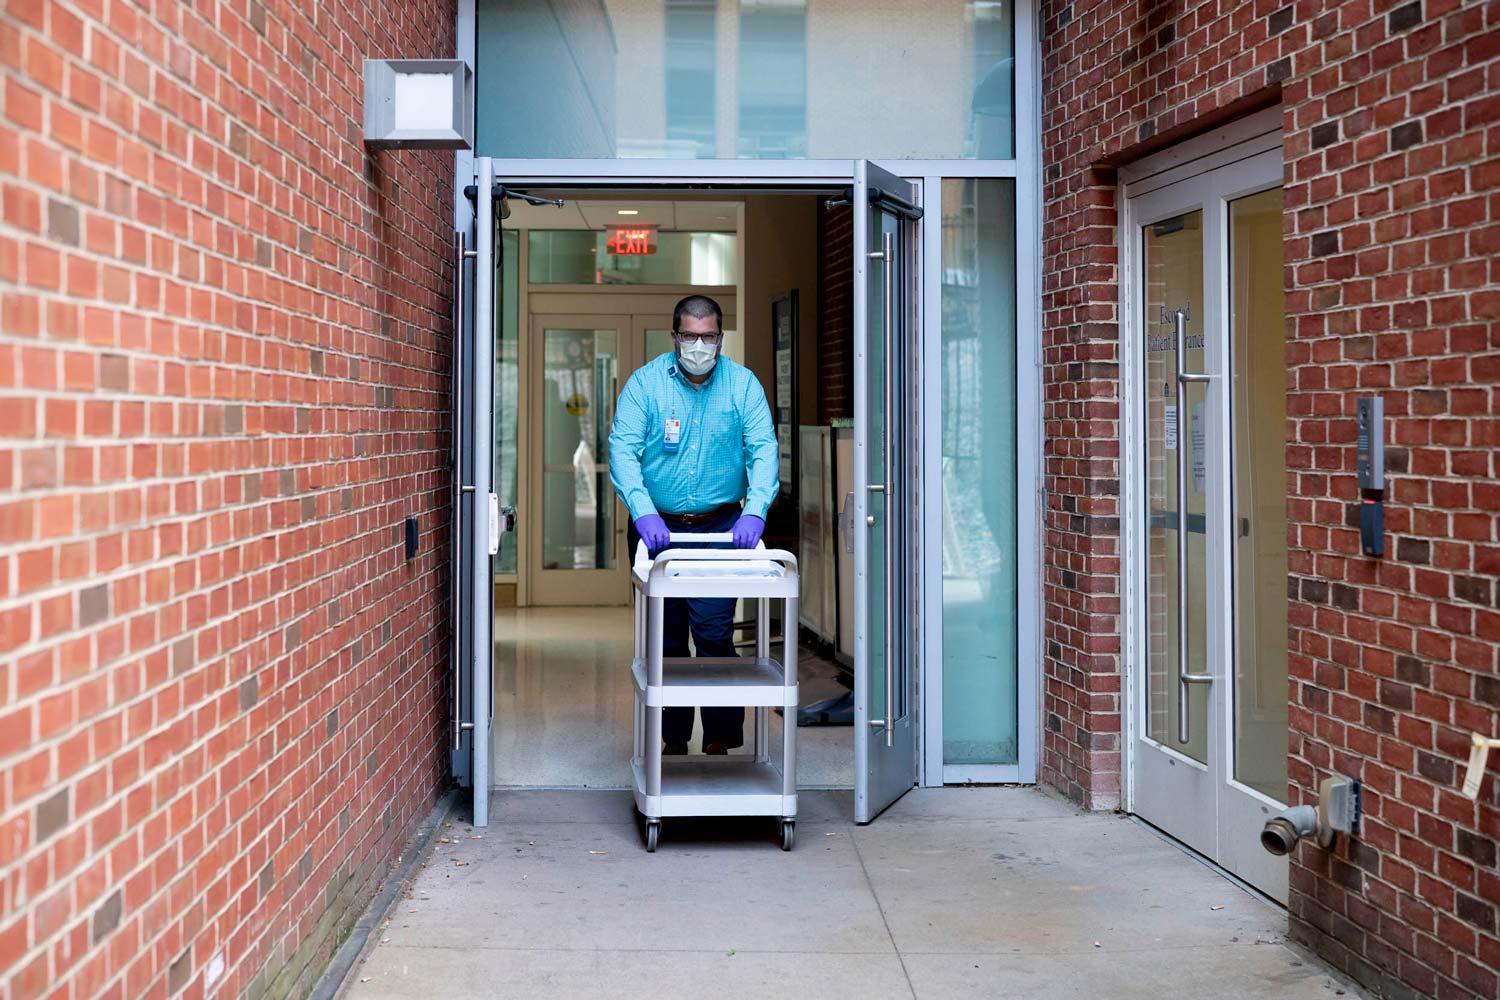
[610, 352, 779, 521]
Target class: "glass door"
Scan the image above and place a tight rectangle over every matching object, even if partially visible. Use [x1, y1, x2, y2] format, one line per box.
[1128, 178, 1219, 858]
[527, 316, 632, 605]
[1125, 146, 1288, 898]
[853, 161, 922, 823]
[1218, 178, 1292, 895]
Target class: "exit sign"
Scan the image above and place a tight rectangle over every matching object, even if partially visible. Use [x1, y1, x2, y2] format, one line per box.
[607, 225, 658, 255]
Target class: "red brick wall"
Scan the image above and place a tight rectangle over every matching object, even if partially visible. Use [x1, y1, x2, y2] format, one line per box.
[815, 201, 852, 424]
[1042, 0, 1499, 996]
[1, 2, 456, 998]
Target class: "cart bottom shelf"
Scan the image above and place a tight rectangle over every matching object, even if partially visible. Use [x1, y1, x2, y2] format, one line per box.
[632, 757, 797, 818]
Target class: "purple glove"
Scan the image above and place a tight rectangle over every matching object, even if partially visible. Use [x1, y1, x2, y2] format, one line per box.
[635, 514, 670, 556]
[731, 514, 765, 549]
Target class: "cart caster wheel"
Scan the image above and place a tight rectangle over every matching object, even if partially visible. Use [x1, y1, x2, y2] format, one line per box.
[646, 821, 660, 853]
[780, 820, 795, 851]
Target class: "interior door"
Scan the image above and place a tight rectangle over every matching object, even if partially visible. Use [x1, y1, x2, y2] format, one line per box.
[853, 161, 922, 823]
[454, 159, 501, 826]
[528, 314, 632, 605]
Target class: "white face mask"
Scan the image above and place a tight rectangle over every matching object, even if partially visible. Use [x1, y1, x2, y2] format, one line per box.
[676, 336, 719, 376]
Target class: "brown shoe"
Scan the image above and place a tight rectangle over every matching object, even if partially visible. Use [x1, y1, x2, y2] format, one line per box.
[663, 741, 688, 755]
[704, 743, 730, 755]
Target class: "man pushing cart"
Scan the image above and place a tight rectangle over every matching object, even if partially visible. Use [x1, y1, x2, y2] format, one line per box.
[610, 294, 799, 851]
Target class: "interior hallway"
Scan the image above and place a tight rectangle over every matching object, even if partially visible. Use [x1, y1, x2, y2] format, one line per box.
[492, 607, 853, 788]
[340, 788, 1367, 999]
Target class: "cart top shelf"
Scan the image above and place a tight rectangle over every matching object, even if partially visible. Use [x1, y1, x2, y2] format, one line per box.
[631, 534, 800, 599]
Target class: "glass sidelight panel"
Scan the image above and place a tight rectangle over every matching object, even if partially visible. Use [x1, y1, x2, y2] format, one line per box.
[939, 178, 1018, 765]
[540, 329, 619, 571]
[1230, 188, 1290, 801]
[1142, 210, 1208, 762]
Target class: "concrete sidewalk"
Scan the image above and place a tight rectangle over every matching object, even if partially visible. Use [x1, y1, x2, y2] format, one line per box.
[340, 789, 1366, 1000]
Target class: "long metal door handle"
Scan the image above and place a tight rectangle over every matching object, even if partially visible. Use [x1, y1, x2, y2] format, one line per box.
[1171, 307, 1213, 744]
[866, 229, 897, 747]
[882, 229, 896, 747]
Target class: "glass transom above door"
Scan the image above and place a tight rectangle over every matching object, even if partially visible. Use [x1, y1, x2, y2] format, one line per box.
[475, 0, 1015, 160]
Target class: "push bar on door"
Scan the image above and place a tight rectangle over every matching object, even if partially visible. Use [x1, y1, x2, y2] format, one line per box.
[1169, 306, 1213, 744]
[868, 230, 897, 747]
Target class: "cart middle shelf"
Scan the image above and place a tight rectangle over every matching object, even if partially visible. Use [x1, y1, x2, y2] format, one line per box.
[631, 656, 799, 708]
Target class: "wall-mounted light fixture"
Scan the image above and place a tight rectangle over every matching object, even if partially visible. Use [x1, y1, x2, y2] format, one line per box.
[363, 59, 473, 150]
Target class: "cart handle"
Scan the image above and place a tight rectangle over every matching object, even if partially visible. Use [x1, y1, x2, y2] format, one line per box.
[649, 549, 799, 579]
[667, 531, 733, 543]
[634, 539, 799, 577]
[633, 536, 739, 564]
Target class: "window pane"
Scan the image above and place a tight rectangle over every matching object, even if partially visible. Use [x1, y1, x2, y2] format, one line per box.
[666, 0, 718, 157]
[738, 1, 808, 158]
[477, 0, 1014, 160]
[1142, 211, 1208, 762]
[940, 178, 1017, 765]
[540, 329, 618, 571]
[1230, 187, 1289, 802]
[526, 231, 738, 285]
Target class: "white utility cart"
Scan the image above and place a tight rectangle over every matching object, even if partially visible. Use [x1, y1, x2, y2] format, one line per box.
[630, 533, 800, 852]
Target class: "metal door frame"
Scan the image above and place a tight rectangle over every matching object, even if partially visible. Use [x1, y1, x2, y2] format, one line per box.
[1120, 109, 1289, 897]
[471, 173, 1042, 791]
[452, 0, 1046, 796]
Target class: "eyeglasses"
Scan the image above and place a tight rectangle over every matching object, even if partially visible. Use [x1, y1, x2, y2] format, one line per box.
[672, 330, 723, 344]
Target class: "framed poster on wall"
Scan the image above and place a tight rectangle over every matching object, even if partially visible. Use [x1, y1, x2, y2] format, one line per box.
[772, 291, 798, 502]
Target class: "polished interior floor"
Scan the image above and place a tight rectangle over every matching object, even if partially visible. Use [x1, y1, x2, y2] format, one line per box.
[492, 606, 853, 788]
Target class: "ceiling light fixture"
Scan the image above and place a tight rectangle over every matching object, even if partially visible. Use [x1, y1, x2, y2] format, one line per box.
[617, 209, 639, 216]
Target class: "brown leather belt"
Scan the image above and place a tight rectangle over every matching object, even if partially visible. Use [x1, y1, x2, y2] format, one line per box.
[661, 502, 740, 526]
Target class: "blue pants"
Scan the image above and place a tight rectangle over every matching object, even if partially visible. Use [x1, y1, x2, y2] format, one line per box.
[629, 505, 745, 749]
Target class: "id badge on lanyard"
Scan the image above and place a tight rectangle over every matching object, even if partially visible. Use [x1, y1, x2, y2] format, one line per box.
[663, 418, 682, 453]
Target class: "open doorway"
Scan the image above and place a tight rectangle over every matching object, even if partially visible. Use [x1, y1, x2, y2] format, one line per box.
[488, 188, 858, 790]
